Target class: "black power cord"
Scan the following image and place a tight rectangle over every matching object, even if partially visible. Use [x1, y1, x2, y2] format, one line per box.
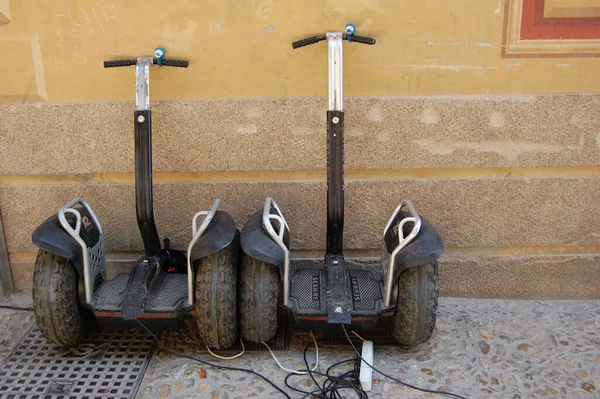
[0, 305, 33, 311]
[284, 340, 368, 398]
[341, 325, 469, 399]
[135, 319, 292, 399]
[319, 358, 367, 399]
[138, 320, 469, 399]
[6, 302, 468, 398]
[5, 305, 469, 399]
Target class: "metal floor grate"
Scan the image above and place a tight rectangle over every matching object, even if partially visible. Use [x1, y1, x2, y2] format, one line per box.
[0, 328, 154, 399]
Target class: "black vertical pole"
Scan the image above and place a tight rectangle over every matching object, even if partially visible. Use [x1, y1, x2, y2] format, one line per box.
[326, 110, 344, 255]
[134, 110, 161, 256]
[324, 32, 350, 324]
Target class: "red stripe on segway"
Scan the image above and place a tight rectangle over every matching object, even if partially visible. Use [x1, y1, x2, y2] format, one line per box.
[298, 316, 378, 322]
[97, 313, 175, 319]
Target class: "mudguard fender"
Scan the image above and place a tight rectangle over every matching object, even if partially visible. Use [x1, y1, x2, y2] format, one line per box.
[240, 210, 288, 279]
[31, 213, 84, 275]
[189, 210, 237, 262]
[387, 214, 444, 282]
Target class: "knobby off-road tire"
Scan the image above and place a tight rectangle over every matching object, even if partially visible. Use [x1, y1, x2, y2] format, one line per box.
[32, 249, 91, 347]
[195, 241, 239, 349]
[392, 262, 439, 347]
[238, 254, 280, 343]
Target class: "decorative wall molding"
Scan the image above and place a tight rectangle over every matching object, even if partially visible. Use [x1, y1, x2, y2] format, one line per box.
[503, 0, 600, 57]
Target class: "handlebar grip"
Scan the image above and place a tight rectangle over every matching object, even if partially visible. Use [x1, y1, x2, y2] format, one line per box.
[292, 35, 326, 49]
[157, 59, 189, 68]
[103, 60, 137, 68]
[348, 35, 376, 45]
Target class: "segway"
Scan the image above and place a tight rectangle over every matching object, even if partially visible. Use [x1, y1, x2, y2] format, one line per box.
[31, 49, 239, 349]
[239, 26, 444, 346]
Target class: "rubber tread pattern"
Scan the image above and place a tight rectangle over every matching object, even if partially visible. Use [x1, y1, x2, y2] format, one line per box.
[32, 250, 89, 347]
[348, 270, 383, 311]
[239, 254, 280, 343]
[288, 268, 383, 311]
[149, 274, 187, 309]
[93, 273, 129, 308]
[195, 241, 239, 349]
[392, 262, 438, 347]
[289, 269, 322, 309]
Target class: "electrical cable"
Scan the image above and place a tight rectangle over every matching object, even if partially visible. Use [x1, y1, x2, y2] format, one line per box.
[262, 330, 319, 375]
[284, 339, 368, 399]
[206, 338, 245, 360]
[11, 304, 469, 399]
[135, 318, 292, 399]
[303, 339, 326, 397]
[0, 305, 33, 311]
[341, 325, 469, 399]
[351, 330, 366, 342]
[310, 354, 367, 399]
[323, 358, 366, 398]
[7, 304, 470, 399]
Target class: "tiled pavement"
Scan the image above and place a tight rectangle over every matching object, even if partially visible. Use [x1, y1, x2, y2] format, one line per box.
[1, 293, 598, 398]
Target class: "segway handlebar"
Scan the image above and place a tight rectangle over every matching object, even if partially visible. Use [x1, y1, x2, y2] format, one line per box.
[291, 35, 326, 49]
[349, 35, 377, 45]
[292, 33, 375, 49]
[103, 59, 189, 68]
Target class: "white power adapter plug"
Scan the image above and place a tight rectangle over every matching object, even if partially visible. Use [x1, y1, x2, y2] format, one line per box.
[359, 340, 374, 391]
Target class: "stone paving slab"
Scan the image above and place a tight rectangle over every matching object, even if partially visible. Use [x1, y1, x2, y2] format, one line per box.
[137, 298, 600, 399]
[0, 295, 598, 399]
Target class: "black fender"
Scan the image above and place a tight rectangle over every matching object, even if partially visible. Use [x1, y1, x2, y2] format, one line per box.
[189, 210, 238, 262]
[240, 210, 289, 279]
[31, 213, 84, 275]
[385, 213, 444, 283]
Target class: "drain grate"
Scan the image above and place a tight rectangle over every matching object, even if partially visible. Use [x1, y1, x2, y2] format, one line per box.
[0, 328, 154, 399]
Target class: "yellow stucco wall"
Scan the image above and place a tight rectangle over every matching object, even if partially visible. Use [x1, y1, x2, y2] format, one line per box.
[2, 1, 600, 299]
[1, 0, 599, 103]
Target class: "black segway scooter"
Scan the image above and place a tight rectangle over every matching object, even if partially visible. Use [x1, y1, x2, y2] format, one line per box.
[239, 26, 444, 346]
[31, 49, 239, 349]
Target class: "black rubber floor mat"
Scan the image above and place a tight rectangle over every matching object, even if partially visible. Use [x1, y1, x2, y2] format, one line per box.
[0, 327, 154, 399]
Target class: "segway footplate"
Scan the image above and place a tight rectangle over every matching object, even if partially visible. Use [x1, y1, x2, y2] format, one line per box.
[289, 265, 385, 320]
[93, 273, 129, 310]
[91, 271, 188, 314]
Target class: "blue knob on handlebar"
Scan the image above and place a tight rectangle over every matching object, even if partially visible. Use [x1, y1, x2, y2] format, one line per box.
[345, 23, 356, 42]
[154, 47, 165, 66]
